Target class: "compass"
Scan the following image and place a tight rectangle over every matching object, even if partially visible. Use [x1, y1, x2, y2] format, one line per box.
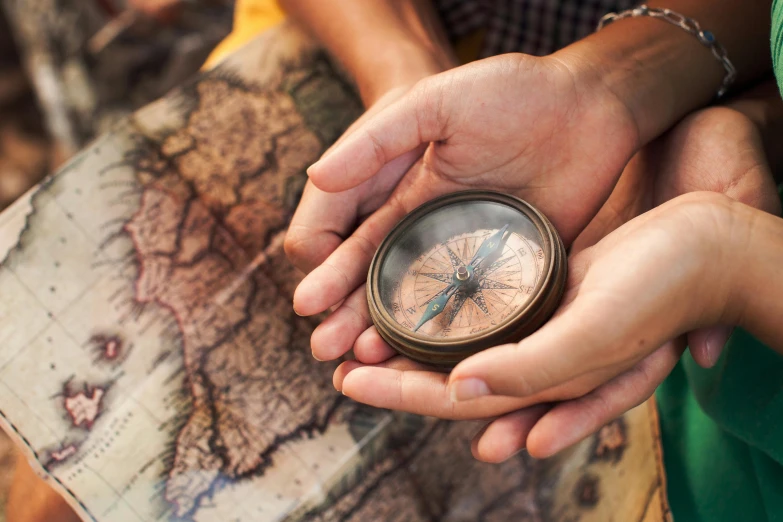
[367, 191, 567, 367]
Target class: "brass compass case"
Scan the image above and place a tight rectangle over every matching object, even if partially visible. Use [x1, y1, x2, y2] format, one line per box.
[367, 191, 567, 368]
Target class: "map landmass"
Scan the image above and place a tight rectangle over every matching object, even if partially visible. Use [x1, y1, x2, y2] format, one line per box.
[63, 386, 105, 429]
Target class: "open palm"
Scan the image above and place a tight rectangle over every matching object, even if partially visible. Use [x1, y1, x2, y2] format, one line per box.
[290, 53, 640, 360]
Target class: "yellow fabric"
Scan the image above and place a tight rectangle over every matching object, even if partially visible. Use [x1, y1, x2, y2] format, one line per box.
[203, 0, 285, 69]
[205, 0, 482, 69]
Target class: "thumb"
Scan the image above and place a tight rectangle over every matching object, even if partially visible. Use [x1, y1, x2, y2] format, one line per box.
[446, 256, 696, 401]
[307, 79, 450, 192]
[446, 295, 629, 401]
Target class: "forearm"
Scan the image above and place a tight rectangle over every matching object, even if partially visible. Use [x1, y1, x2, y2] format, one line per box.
[555, 0, 772, 146]
[278, 0, 456, 105]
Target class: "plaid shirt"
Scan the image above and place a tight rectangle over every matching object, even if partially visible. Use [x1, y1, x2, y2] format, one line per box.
[435, 0, 635, 57]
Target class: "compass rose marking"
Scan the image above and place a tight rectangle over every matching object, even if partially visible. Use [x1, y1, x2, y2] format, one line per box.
[480, 278, 516, 290]
[418, 272, 453, 284]
[445, 245, 465, 271]
[479, 255, 514, 276]
[469, 291, 490, 315]
[446, 291, 468, 326]
[428, 254, 452, 272]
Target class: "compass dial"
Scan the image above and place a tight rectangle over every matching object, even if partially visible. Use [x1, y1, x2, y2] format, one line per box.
[391, 229, 545, 338]
[367, 191, 566, 367]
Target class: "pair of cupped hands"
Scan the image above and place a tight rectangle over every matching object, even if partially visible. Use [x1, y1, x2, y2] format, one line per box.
[284, 53, 780, 462]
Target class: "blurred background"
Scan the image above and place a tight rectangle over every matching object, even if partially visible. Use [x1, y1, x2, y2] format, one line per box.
[0, 1, 236, 516]
[0, 7, 49, 210]
[0, 0, 235, 210]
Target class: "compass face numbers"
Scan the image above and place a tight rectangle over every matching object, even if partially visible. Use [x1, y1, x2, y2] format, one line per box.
[367, 191, 567, 366]
[391, 230, 545, 338]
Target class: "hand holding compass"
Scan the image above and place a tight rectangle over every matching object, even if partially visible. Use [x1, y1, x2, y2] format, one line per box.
[291, 54, 637, 363]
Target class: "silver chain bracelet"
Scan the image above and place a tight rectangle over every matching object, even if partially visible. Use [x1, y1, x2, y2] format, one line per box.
[597, 4, 737, 98]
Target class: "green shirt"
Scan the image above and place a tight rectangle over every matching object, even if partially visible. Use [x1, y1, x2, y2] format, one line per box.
[657, 333, 783, 521]
[655, 188, 783, 522]
[657, 18, 783, 519]
[774, 0, 783, 96]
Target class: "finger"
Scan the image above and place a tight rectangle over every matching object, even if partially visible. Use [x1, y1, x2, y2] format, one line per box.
[321, 85, 413, 156]
[471, 405, 550, 463]
[353, 326, 397, 364]
[333, 356, 431, 392]
[292, 195, 409, 316]
[294, 158, 457, 317]
[340, 365, 533, 420]
[447, 238, 697, 400]
[687, 325, 734, 368]
[340, 356, 634, 419]
[310, 285, 371, 361]
[287, 92, 428, 275]
[525, 339, 684, 459]
[285, 181, 358, 274]
[307, 81, 448, 192]
[446, 311, 613, 401]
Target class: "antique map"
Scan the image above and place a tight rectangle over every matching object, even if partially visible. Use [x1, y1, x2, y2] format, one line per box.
[0, 25, 670, 521]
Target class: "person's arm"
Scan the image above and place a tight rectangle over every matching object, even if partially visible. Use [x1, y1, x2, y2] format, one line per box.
[556, 0, 772, 146]
[733, 205, 783, 353]
[278, 0, 457, 106]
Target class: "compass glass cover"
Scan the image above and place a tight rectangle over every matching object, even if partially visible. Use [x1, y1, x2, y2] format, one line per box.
[378, 200, 546, 340]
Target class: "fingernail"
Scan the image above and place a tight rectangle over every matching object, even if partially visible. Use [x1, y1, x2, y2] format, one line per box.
[449, 378, 490, 402]
[312, 351, 324, 362]
[307, 159, 323, 176]
[705, 326, 733, 366]
[293, 298, 309, 316]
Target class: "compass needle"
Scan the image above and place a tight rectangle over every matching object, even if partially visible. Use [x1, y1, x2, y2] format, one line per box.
[445, 245, 465, 271]
[419, 272, 453, 284]
[445, 291, 468, 326]
[470, 224, 509, 268]
[413, 285, 457, 331]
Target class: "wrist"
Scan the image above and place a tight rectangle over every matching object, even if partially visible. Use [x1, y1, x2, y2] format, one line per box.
[653, 193, 747, 327]
[724, 203, 783, 352]
[552, 15, 724, 146]
[694, 194, 757, 327]
[727, 201, 782, 328]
